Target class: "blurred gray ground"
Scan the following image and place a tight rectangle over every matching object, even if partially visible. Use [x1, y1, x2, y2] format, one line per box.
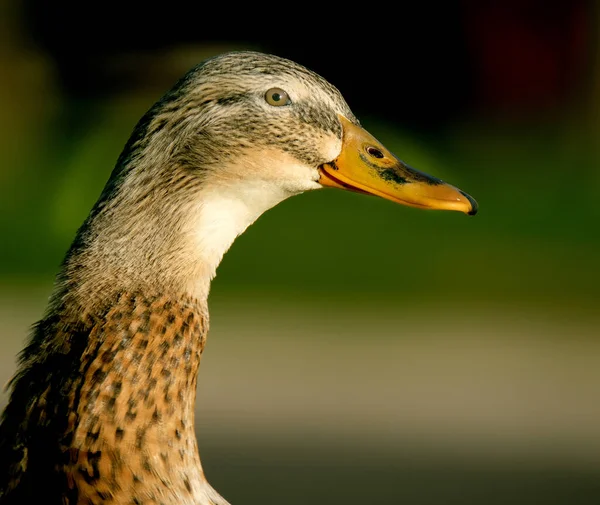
[2, 287, 599, 505]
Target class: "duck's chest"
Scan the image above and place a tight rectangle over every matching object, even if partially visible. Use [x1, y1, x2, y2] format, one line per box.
[1, 291, 215, 505]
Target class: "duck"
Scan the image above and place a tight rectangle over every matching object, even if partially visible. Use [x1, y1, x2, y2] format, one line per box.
[0, 51, 477, 505]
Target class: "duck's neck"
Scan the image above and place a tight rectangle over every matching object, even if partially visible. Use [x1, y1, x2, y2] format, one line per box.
[13, 180, 295, 504]
[55, 182, 289, 503]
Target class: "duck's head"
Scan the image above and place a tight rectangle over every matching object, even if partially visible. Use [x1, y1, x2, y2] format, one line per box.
[66, 51, 477, 302]
[128, 51, 477, 213]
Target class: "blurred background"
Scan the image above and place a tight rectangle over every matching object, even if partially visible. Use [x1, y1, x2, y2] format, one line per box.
[1, 1, 599, 503]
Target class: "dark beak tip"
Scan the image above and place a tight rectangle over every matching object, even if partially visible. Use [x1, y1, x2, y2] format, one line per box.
[459, 190, 478, 216]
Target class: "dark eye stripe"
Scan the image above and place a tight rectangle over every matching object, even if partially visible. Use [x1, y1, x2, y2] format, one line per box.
[216, 93, 250, 106]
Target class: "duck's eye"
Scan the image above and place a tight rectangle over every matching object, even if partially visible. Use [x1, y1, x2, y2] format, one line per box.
[265, 88, 291, 107]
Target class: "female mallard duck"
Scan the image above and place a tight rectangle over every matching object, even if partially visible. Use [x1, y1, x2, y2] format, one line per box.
[0, 51, 477, 505]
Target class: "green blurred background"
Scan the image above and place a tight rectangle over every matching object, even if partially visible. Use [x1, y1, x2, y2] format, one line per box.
[1, 1, 599, 504]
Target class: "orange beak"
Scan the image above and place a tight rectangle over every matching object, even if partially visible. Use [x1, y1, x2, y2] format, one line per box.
[319, 116, 477, 215]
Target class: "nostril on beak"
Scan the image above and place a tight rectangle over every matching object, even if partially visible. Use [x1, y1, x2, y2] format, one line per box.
[366, 146, 384, 159]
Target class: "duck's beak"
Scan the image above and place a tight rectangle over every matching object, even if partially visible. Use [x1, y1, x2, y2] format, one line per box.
[318, 116, 478, 215]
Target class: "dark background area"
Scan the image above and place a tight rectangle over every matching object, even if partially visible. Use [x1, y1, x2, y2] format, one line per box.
[20, 2, 590, 126]
[1, 1, 599, 504]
